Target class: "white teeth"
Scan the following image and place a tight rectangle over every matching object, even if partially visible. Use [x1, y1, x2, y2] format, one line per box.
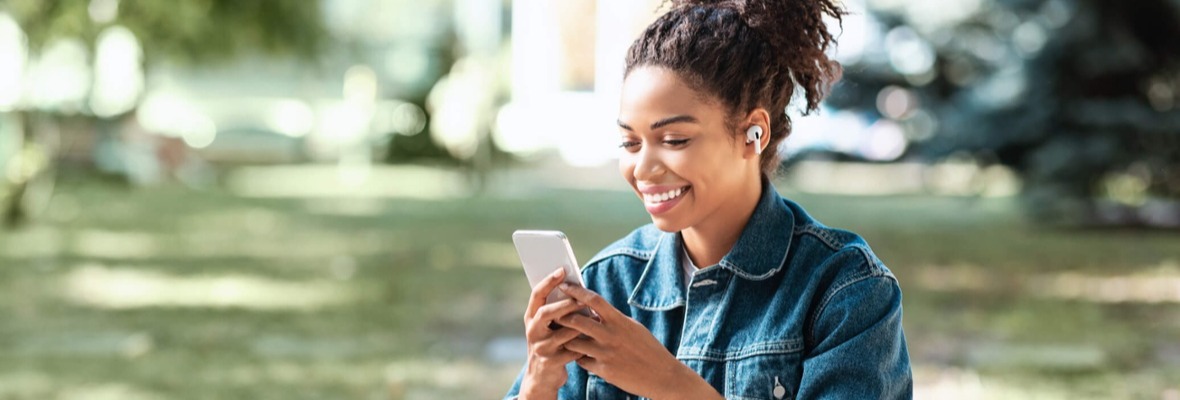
[644, 187, 687, 204]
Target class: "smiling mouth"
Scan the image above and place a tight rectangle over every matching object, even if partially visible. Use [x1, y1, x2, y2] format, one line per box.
[643, 185, 691, 204]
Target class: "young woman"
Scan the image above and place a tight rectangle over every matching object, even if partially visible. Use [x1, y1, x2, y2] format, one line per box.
[506, 0, 912, 398]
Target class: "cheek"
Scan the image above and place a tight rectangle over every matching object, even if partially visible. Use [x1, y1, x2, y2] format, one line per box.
[618, 155, 636, 184]
[679, 144, 740, 194]
[669, 147, 714, 183]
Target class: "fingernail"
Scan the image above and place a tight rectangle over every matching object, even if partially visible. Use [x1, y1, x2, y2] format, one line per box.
[559, 283, 570, 290]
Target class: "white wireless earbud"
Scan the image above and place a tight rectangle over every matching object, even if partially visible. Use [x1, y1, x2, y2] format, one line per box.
[746, 125, 764, 155]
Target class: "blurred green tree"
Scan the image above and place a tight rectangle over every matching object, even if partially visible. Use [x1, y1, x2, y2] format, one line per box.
[0, 0, 327, 226]
[8, 0, 325, 62]
[836, 0, 1180, 227]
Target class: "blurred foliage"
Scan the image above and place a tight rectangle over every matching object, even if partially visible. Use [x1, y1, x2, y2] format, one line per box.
[385, 32, 462, 166]
[843, 0, 1180, 227]
[0, 0, 330, 227]
[2, 0, 327, 64]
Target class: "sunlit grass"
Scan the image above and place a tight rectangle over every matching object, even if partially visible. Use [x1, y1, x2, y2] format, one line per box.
[222, 165, 472, 200]
[912, 262, 1180, 303]
[61, 265, 366, 310]
[1, 168, 1179, 399]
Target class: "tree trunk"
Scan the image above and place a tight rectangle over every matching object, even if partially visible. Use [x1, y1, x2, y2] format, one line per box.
[2, 110, 31, 227]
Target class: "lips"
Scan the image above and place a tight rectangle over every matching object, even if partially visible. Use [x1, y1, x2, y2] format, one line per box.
[639, 185, 691, 215]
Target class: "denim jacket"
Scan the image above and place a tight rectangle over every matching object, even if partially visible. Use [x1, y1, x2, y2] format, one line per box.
[506, 181, 912, 399]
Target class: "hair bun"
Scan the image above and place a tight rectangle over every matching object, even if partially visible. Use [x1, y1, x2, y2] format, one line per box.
[663, 0, 845, 112]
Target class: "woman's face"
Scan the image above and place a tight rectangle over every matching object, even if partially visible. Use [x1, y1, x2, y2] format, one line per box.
[617, 66, 756, 232]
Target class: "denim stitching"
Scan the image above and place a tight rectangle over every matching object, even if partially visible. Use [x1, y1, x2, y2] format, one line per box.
[632, 301, 683, 312]
[677, 338, 805, 362]
[795, 224, 894, 278]
[808, 274, 899, 342]
[583, 247, 651, 269]
[626, 233, 688, 311]
[720, 258, 783, 280]
[793, 224, 847, 252]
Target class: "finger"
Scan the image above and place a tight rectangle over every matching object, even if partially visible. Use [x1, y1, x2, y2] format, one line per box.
[534, 298, 585, 325]
[535, 327, 585, 355]
[531, 347, 583, 367]
[526, 299, 585, 340]
[558, 283, 617, 322]
[562, 337, 605, 360]
[525, 268, 567, 320]
[556, 313, 607, 339]
[575, 355, 602, 375]
[549, 347, 586, 366]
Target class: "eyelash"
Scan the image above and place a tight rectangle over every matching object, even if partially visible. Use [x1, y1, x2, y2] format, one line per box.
[618, 139, 690, 149]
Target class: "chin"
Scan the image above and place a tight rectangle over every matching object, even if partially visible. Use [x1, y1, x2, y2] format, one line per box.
[649, 215, 689, 233]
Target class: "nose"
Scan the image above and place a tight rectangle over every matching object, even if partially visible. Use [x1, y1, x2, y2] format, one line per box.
[632, 144, 664, 182]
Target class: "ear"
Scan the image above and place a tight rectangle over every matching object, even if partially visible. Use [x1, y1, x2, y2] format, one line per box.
[741, 108, 772, 159]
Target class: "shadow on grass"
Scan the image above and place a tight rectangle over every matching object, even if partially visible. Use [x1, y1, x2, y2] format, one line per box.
[1, 173, 1178, 399]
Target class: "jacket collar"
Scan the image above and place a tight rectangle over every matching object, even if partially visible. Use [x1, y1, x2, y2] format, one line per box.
[628, 178, 795, 310]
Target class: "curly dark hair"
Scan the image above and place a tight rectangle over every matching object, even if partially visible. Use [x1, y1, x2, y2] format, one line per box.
[625, 0, 846, 176]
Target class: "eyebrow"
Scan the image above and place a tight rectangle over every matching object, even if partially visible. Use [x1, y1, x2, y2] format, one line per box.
[617, 115, 699, 131]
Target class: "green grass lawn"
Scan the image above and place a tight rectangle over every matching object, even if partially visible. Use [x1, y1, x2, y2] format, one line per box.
[1, 169, 1179, 399]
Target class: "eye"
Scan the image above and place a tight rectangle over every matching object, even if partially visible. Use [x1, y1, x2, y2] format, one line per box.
[663, 139, 690, 146]
[618, 141, 641, 149]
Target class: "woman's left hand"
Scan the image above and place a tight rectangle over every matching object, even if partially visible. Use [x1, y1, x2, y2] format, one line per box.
[556, 283, 723, 400]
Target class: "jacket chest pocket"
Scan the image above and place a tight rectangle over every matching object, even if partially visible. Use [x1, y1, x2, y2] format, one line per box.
[724, 351, 802, 400]
[586, 374, 637, 400]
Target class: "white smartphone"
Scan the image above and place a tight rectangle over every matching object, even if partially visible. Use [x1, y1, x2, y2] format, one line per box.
[512, 230, 588, 307]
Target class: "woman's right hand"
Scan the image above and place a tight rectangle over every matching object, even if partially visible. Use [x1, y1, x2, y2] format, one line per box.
[518, 268, 586, 400]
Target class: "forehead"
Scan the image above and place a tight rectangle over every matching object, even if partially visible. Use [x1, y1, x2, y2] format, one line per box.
[619, 66, 724, 122]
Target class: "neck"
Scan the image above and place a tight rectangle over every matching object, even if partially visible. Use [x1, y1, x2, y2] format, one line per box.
[681, 173, 764, 268]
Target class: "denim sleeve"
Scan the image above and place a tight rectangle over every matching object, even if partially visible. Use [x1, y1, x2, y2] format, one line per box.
[798, 275, 913, 399]
[503, 360, 589, 399]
